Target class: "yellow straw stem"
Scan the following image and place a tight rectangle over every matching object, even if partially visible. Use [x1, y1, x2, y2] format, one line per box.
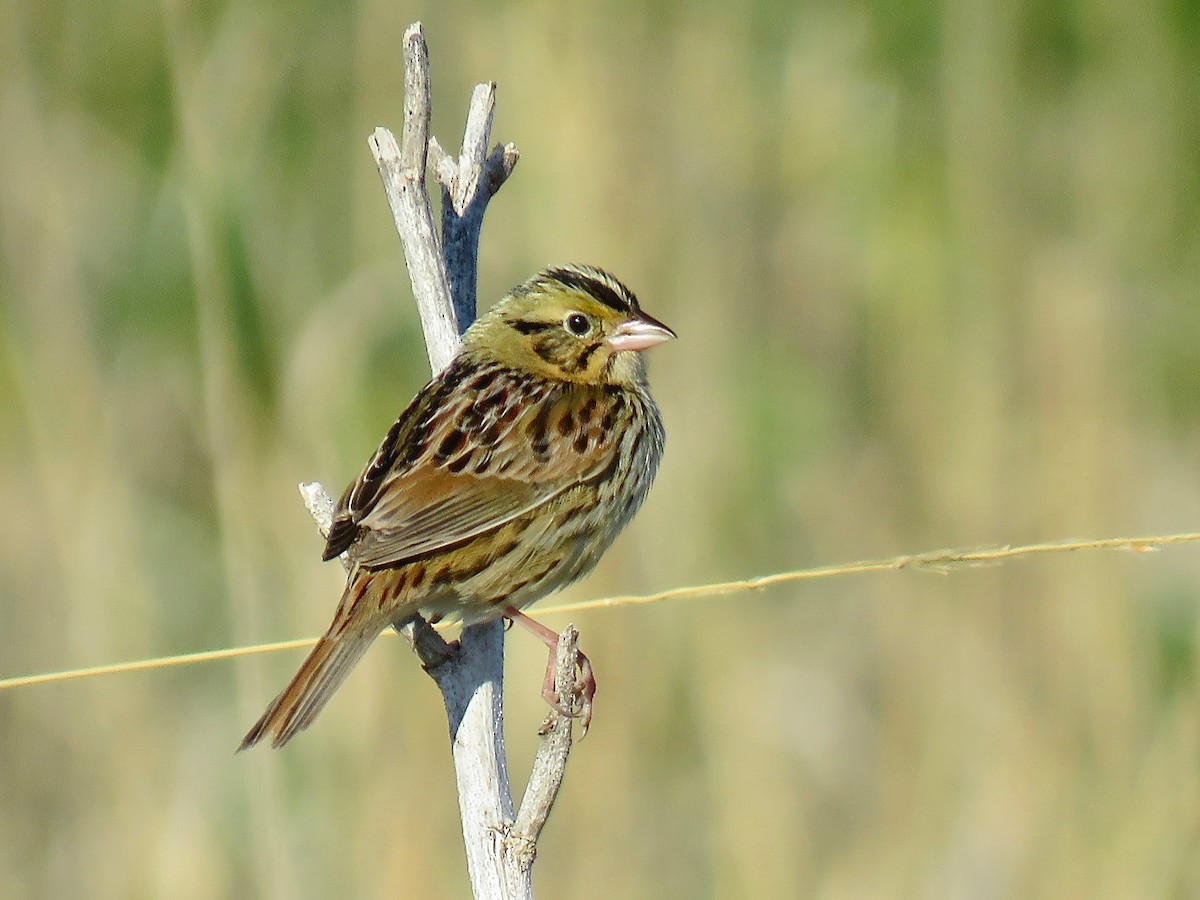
[2, 531, 1196, 692]
[0, 638, 318, 691]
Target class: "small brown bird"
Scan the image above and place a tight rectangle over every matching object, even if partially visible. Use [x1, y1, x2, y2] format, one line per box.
[241, 265, 674, 749]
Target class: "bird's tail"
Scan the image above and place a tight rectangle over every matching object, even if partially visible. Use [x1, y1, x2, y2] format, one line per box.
[239, 623, 379, 751]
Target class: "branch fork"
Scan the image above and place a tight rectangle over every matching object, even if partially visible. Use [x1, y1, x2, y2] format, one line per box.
[298, 22, 574, 899]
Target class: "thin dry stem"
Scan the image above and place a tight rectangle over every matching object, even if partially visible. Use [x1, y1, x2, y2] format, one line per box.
[5, 530, 1197, 692]
[509, 625, 580, 872]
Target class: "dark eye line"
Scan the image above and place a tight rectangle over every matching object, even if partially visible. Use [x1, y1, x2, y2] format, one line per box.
[511, 320, 555, 335]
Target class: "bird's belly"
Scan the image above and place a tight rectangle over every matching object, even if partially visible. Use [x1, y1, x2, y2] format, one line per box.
[412, 501, 616, 626]
[410, 416, 661, 627]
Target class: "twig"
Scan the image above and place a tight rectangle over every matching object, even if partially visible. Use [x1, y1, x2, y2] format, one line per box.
[429, 82, 519, 329]
[509, 625, 580, 873]
[329, 21, 544, 899]
[366, 27, 458, 373]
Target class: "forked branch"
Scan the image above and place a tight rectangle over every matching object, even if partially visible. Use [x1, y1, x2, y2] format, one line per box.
[300, 22, 574, 900]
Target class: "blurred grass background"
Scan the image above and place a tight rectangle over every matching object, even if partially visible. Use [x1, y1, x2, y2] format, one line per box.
[2, 0, 1200, 896]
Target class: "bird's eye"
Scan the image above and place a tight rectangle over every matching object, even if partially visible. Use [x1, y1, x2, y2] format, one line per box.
[563, 312, 592, 337]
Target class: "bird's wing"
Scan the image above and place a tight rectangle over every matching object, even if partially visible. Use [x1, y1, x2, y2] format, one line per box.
[346, 468, 578, 568]
[322, 361, 619, 569]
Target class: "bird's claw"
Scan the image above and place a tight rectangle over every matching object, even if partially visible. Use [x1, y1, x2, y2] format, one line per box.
[542, 650, 596, 737]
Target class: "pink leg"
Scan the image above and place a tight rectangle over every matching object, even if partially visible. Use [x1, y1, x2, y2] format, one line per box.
[505, 606, 595, 733]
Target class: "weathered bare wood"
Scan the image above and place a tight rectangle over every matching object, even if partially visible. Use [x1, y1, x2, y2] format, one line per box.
[297, 21, 577, 899]
[508, 625, 581, 875]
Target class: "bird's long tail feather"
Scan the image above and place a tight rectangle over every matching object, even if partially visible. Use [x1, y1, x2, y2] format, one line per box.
[239, 625, 379, 751]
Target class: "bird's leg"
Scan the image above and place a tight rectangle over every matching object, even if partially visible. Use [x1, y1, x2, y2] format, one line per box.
[504, 606, 595, 734]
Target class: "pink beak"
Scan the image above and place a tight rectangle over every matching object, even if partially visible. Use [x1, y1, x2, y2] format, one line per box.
[607, 312, 677, 352]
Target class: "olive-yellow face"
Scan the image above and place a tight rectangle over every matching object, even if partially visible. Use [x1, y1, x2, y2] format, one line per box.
[464, 265, 675, 386]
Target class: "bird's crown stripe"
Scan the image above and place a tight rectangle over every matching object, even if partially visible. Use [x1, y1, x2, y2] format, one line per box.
[544, 266, 635, 313]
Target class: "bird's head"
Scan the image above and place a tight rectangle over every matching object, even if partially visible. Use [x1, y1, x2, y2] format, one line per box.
[463, 265, 676, 387]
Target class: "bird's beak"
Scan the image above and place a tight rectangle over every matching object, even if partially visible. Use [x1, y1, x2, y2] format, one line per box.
[607, 311, 677, 352]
